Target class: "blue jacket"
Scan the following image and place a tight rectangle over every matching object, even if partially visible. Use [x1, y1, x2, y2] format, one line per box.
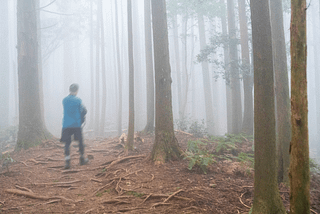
[62, 95, 84, 129]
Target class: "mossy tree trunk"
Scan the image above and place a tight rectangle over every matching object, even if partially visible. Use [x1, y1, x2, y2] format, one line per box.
[270, 0, 291, 184]
[151, 0, 181, 163]
[126, 0, 135, 152]
[250, 0, 286, 213]
[289, 0, 310, 212]
[143, 0, 155, 134]
[16, 0, 51, 150]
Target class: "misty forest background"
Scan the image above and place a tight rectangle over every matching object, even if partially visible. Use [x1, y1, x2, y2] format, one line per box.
[0, 0, 319, 162]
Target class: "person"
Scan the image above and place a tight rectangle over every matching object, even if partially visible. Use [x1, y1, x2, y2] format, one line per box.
[61, 83, 89, 169]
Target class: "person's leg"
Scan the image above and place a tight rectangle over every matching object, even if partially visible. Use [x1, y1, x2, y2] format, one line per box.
[61, 128, 72, 169]
[74, 128, 88, 165]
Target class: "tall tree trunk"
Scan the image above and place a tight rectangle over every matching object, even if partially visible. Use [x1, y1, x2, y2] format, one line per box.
[316, 2, 320, 162]
[250, 0, 286, 212]
[0, 0, 9, 129]
[94, 12, 100, 136]
[181, 15, 189, 121]
[227, 0, 242, 134]
[16, 0, 51, 150]
[172, 15, 182, 122]
[126, 0, 135, 152]
[197, 14, 215, 135]
[220, 0, 232, 134]
[115, 0, 123, 136]
[238, 0, 253, 135]
[270, 0, 291, 184]
[132, 1, 143, 131]
[289, 0, 310, 212]
[89, 0, 94, 130]
[151, 0, 181, 163]
[143, 0, 155, 133]
[99, 0, 107, 137]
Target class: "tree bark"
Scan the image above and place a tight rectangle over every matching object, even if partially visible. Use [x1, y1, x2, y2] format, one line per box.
[270, 0, 291, 184]
[143, 0, 155, 133]
[151, 0, 181, 163]
[16, 0, 51, 150]
[250, 0, 286, 212]
[227, 0, 242, 134]
[89, 0, 94, 130]
[94, 8, 100, 136]
[126, 0, 135, 152]
[289, 0, 310, 212]
[238, 0, 253, 135]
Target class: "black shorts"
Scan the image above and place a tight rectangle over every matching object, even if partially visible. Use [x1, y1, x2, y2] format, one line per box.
[60, 127, 82, 143]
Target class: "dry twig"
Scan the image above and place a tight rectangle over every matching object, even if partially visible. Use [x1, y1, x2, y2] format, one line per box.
[15, 185, 33, 193]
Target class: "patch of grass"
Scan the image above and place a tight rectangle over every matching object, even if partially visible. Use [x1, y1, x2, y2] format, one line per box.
[126, 191, 144, 198]
[95, 192, 103, 197]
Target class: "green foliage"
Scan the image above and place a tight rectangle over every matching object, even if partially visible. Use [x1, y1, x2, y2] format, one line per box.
[184, 140, 215, 174]
[126, 191, 145, 198]
[310, 158, 320, 173]
[211, 133, 246, 154]
[237, 152, 254, 168]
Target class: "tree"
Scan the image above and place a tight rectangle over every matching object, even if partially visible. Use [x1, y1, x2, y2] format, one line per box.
[250, 0, 286, 212]
[99, 0, 107, 136]
[197, 13, 215, 135]
[0, 0, 9, 129]
[227, 0, 242, 134]
[270, 0, 291, 184]
[151, 0, 181, 163]
[114, 0, 123, 136]
[289, 0, 310, 212]
[126, 0, 135, 152]
[94, 7, 100, 136]
[16, 0, 51, 150]
[143, 0, 155, 133]
[238, 0, 253, 135]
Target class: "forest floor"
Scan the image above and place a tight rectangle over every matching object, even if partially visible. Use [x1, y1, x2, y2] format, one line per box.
[0, 131, 319, 214]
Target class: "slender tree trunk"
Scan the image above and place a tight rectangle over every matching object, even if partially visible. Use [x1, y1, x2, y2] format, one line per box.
[197, 14, 215, 135]
[143, 0, 155, 133]
[126, 0, 134, 152]
[220, 0, 232, 134]
[289, 0, 310, 212]
[181, 15, 189, 121]
[16, 0, 51, 150]
[172, 15, 182, 122]
[250, 0, 286, 213]
[94, 12, 100, 136]
[270, 0, 291, 184]
[316, 2, 320, 161]
[89, 0, 94, 130]
[115, 0, 123, 136]
[99, 0, 107, 137]
[227, 0, 242, 134]
[0, 0, 10, 129]
[151, 0, 181, 163]
[238, 0, 253, 135]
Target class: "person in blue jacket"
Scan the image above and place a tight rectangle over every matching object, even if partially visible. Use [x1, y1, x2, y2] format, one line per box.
[61, 83, 89, 169]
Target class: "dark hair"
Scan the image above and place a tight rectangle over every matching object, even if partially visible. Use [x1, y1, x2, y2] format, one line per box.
[69, 83, 79, 93]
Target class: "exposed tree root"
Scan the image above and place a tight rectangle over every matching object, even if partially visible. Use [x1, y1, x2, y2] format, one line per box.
[33, 180, 81, 186]
[84, 208, 95, 214]
[101, 155, 146, 169]
[35, 199, 61, 207]
[102, 199, 130, 205]
[163, 189, 183, 203]
[90, 178, 102, 183]
[18, 161, 29, 167]
[239, 192, 251, 209]
[5, 189, 73, 202]
[116, 207, 146, 212]
[93, 180, 115, 196]
[15, 185, 33, 193]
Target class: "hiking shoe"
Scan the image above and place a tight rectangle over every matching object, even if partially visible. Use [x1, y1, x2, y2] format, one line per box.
[64, 160, 70, 169]
[80, 156, 89, 166]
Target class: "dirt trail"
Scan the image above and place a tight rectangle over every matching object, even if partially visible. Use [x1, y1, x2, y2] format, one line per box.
[0, 132, 319, 214]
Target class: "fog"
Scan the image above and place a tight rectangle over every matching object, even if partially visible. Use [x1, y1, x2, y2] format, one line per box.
[0, 0, 319, 163]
